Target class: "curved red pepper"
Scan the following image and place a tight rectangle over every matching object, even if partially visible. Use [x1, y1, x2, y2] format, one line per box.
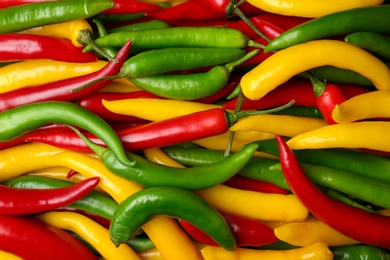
[0, 40, 132, 112]
[276, 135, 390, 249]
[0, 34, 97, 63]
[223, 175, 289, 195]
[315, 84, 347, 124]
[0, 0, 49, 8]
[255, 13, 310, 31]
[102, 0, 162, 14]
[0, 177, 100, 215]
[180, 211, 277, 247]
[0, 214, 98, 260]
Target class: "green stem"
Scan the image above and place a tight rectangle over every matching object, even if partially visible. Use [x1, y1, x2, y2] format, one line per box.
[77, 29, 117, 62]
[225, 49, 259, 72]
[304, 71, 327, 97]
[70, 74, 121, 93]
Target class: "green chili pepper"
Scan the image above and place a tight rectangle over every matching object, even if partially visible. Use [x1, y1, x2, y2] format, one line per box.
[271, 105, 324, 118]
[110, 186, 236, 251]
[265, 5, 390, 52]
[126, 237, 155, 252]
[0, 0, 114, 34]
[127, 50, 258, 100]
[67, 125, 258, 190]
[330, 244, 390, 259]
[0, 101, 135, 167]
[83, 27, 264, 53]
[345, 31, 390, 60]
[2, 175, 118, 220]
[90, 12, 146, 25]
[107, 19, 170, 33]
[93, 19, 117, 59]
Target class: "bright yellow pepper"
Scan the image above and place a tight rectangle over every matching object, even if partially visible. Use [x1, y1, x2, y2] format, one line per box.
[37, 211, 141, 260]
[137, 247, 164, 260]
[230, 114, 327, 137]
[274, 215, 360, 247]
[0, 250, 23, 260]
[287, 121, 390, 152]
[195, 184, 308, 222]
[332, 90, 390, 123]
[143, 147, 186, 168]
[241, 40, 390, 100]
[102, 98, 219, 121]
[0, 59, 106, 93]
[101, 79, 143, 93]
[246, 0, 383, 18]
[18, 19, 93, 47]
[201, 242, 333, 260]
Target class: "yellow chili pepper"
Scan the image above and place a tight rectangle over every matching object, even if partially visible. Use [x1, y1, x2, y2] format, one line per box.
[274, 215, 360, 247]
[37, 211, 141, 260]
[0, 250, 23, 260]
[137, 247, 164, 260]
[241, 40, 390, 100]
[287, 121, 390, 152]
[195, 184, 308, 222]
[102, 98, 219, 121]
[230, 114, 327, 137]
[18, 19, 93, 47]
[332, 90, 390, 123]
[201, 242, 333, 260]
[101, 79, 143, 93]
[245, 0, 383, 18]
[0, 59, 106, 93]
[143, 147, 186, 168]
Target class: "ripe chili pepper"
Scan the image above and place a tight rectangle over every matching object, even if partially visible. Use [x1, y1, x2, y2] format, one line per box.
[0, 214, 98, 260]
[255, 12, 310, 31]
[331, 244, 390, 259]
[108, 19, 170, 33]
[180, 210, 278, 247]
[110, 186, 237, 251]
[276, 135, 390, 248]
[102, 0, 163, 14]
[0, 0, 48, 8]
[38, 211, 141, 260]
[195, 74, 241, 104]
[0, 177, 99, 215]
[345, 31, 390, 60]
[0, 40, 132, 112]
[223, 175, 289, 195]
[0, 101, 135, 167]
[0, 34, 97, 63]
[3, 175, 118, 221]
[126, 50, 258, 100]
[0, 0, 114, 34]
[68, 125, 259, 190]
[265, 5, 390, 52]
[241, 40, 390, 101]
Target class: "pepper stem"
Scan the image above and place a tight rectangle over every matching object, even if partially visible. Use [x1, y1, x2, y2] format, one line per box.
[70, 74, 121, 93]
[225, 49, 259, 72]
[77, 29, 118, 63]
[304, 71, 327, 97]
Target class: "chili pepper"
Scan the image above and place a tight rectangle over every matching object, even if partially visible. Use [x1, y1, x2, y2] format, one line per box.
[0, 40, 132, 112]
[271, 106, 324, 118]
[180, 211, 278, 247]
[38, 211, 141, 260]
[255, 12, 310, 31]
[0, 59, 106, 94]
[333, 90, 390, 123]
[345, 31, 390, 60]
[276, 135, 390, 248]
[0, 176, 99, 215]
[93, 19, 118, 59]
[143, 147, 186, 168]
[0, 101, 136, 167]
[287, 121, 390, 153]
[223, 175, 289, 195]
[91, 12, 147, 25]
[110, 186, 236, 251]
[126, 50, 257, 100]
[195, 74, 241, 104]
[68, 125, 259, 190]
[0, 33, 97, 63]
[108, 19, 170, 33]
[0, 0, 49, 8]
[3, 175, 118, 221]
[0, 214, 98, 260]
[241, 40, 390, 101]
[331, 244, 390, 259]
[83, 26, 263, 54]
[0, 0, 114, 34]
[145, 0, 226, 21]
[0, 250, 21, 260]
[265, 5, 390, 52]
[102, 0, 163, 14]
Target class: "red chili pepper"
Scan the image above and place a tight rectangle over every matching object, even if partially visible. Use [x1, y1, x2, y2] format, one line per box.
[167, 19, 234, 28]
[0, 177, 100, 215]
[56, 207, 111, 228]
[275, 135, 390, 249]
[223, 175, 289, 195]
[145, 0, 226, 21]
[0, 214, 98, 260]
[254, 13, 310, 31]
[77, 90, 161, 122]
[0, 40, 132, 112]
[180, 211, 277, 247]
[102, 0, 162, 14]
[0, 34, 97, 63]
[0, 0, 50, 8]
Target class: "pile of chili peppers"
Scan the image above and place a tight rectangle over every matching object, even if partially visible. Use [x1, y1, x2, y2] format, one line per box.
[1, 0, 390, 259]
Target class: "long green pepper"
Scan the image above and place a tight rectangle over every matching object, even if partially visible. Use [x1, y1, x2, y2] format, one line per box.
[0, 0, 114, 34]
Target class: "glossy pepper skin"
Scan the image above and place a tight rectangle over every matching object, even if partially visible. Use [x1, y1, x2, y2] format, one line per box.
[110, 186, 236, 251]
[0, 177, 99, 215]
[276, 135, 390, 249]
[0, 215, 98, 260]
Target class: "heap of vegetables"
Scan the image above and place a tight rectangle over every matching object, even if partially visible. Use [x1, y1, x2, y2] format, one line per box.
[0, 0, 390, 259]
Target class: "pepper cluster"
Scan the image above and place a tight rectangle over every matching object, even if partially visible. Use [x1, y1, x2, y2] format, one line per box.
[0, 0, 390, 259]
